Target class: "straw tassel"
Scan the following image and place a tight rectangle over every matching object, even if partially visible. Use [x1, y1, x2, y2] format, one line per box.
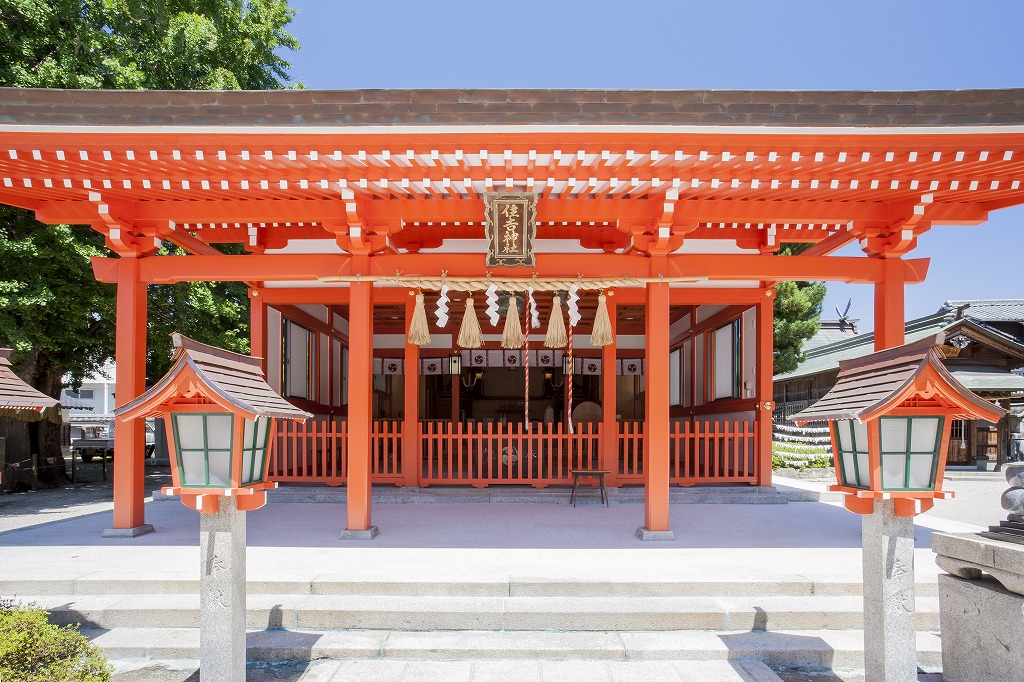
[544, 295, 568, 348]
[590, 293, 613, 347]
[457, 296, 483, 348]
[407, 292, 432, 346]
[501, 295, 525, 349]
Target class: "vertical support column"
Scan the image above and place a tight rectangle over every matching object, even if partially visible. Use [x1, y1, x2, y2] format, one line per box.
[342, 279, 378, 539]
[403, 295, 420, 487]
[637, 281, 674, 540]
[874, 258, 905, 351]
[864, 256, 913, 680]
[755, 290, 775, 486]
[862, 499, 917, 682]
[249, 288, 267, 374]
[601, 295, 618, 485]
[105, 257, 153, 537]
[199, 496, 246, 682]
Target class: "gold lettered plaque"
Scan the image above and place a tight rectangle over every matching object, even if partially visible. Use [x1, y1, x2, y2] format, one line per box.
[484, 193, 536, 267]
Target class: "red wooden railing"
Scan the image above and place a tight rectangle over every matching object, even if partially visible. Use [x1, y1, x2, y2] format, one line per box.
[270, 418, 404, 485]
[419, 421, 599, 487]
[268, 417, 759, 487]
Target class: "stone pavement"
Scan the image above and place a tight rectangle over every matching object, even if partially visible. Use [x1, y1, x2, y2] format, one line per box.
[0, 473, 1003, 681]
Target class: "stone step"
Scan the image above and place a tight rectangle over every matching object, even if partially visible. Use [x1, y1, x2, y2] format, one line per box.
[35, 593, 940, 632]
[87, 627, 942, 673]
[0, 575, 940, 598]
[116, 657, 788, 682]
[210, 484, 791, 506]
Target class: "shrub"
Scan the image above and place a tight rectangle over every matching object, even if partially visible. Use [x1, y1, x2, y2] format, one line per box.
[0, 599, 112, 682]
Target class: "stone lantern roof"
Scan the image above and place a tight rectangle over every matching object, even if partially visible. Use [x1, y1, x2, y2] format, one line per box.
[116, 334, 311, 422]
[793, 333, 1006, 424]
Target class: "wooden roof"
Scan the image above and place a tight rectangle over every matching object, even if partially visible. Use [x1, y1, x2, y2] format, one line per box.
[116, 334, 310, 421]
[2, 88, 1023, 128]
[792, 334, 1006, 424]
[0, 349, 60, 422]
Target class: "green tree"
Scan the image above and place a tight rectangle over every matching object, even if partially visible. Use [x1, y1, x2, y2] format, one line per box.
[773, 244, 828, 374]
[0, 0, 298, 481]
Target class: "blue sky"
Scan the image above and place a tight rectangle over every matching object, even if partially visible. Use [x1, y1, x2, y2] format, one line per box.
[282, 1, 1023, 329]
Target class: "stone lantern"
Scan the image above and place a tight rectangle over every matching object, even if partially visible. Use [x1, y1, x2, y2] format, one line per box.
[794, 333, 1005, 682]
[116, 334, 310, 682]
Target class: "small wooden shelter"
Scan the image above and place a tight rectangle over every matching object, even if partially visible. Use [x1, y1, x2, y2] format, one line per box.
[0, 348, 60, 422]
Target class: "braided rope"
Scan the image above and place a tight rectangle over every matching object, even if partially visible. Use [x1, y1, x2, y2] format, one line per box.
[383, 278, 635, 291]
[524, 305, 530, 430]
[567, 323, 574, 435]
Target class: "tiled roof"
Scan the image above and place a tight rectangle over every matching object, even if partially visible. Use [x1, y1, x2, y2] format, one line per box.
[940, 299, 1024, 323]
[0, 349, 60, 422]
[947, 366, 1024, 393]
[2, 88, 1024, 128]
[116, 335, 311, 421]
[774, 312, 951, 381]
[776, 306, 1024, 383]
[792, 335, 1005, 424]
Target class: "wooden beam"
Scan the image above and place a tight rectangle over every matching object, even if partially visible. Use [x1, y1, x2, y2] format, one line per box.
[90, 252, 932, 286]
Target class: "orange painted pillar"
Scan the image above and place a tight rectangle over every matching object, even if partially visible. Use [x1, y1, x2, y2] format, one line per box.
[639, 281, 673, 539]
[600, 295, 619, 485]
[402, 295, 420, 487]
[343, 279, 377, 538]
[874, 258, 906, 351]
[249, 288, 266, 374]
[756, 291, 775, 486]
[109, 257, 152, 537]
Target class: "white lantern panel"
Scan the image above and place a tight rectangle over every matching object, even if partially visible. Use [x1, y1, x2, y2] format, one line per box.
[180, 450, 207, 486]
[909, 454, 935, 488]
[243, 417, 270, 449]
[910, 417, 941, 453]
[855, 452, 870, 488]
[175, 414, 206, 450]
[207, 451, 232, 487]
[206, 414, 234, 450]
[880, 418, 908, 453]
[853, 420, 868, 451]
[836, 421, 852, 451]
[881, 454, 907, 489]
[841, 451, 857, 485]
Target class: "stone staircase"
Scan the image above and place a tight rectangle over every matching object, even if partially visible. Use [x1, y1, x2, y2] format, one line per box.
[4, 573, 943, 679]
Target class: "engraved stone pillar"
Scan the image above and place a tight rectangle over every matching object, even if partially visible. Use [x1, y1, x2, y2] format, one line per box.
[862, 498, 917, 682]
[199, 496, 246, 681]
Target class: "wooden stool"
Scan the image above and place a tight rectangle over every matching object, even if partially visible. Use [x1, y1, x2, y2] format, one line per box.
[569, 469, 610, 507]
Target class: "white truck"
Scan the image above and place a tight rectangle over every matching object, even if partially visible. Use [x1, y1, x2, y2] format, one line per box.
[71, 420, 156, 463]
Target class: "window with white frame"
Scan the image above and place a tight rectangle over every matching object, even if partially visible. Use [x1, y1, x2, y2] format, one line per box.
[282, 319, 314, 400]
[712, 319, 741, 401]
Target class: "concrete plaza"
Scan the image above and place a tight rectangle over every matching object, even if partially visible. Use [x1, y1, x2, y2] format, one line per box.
[0, 469, 1004, 681]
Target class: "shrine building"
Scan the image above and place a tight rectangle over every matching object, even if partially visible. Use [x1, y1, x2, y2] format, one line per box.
[1, 87, 1023, 538]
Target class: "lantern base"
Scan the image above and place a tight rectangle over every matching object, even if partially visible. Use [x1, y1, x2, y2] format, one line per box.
[101, 524, 155, 538]
[340, 526, 379, 540]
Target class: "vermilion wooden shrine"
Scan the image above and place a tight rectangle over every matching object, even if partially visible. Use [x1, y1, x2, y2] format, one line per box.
[1, 87, 1023, 538]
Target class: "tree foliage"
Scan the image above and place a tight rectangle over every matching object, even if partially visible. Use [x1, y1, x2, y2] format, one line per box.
[773, 244, 828, 375]
[0, 0, 298, 474]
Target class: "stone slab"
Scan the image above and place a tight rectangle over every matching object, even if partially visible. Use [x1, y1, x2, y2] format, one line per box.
[939, 573, 1024, 682]
[101, 523, 155, 538]
[339, 526, 379, 540]
[635, 527, 676, 541]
